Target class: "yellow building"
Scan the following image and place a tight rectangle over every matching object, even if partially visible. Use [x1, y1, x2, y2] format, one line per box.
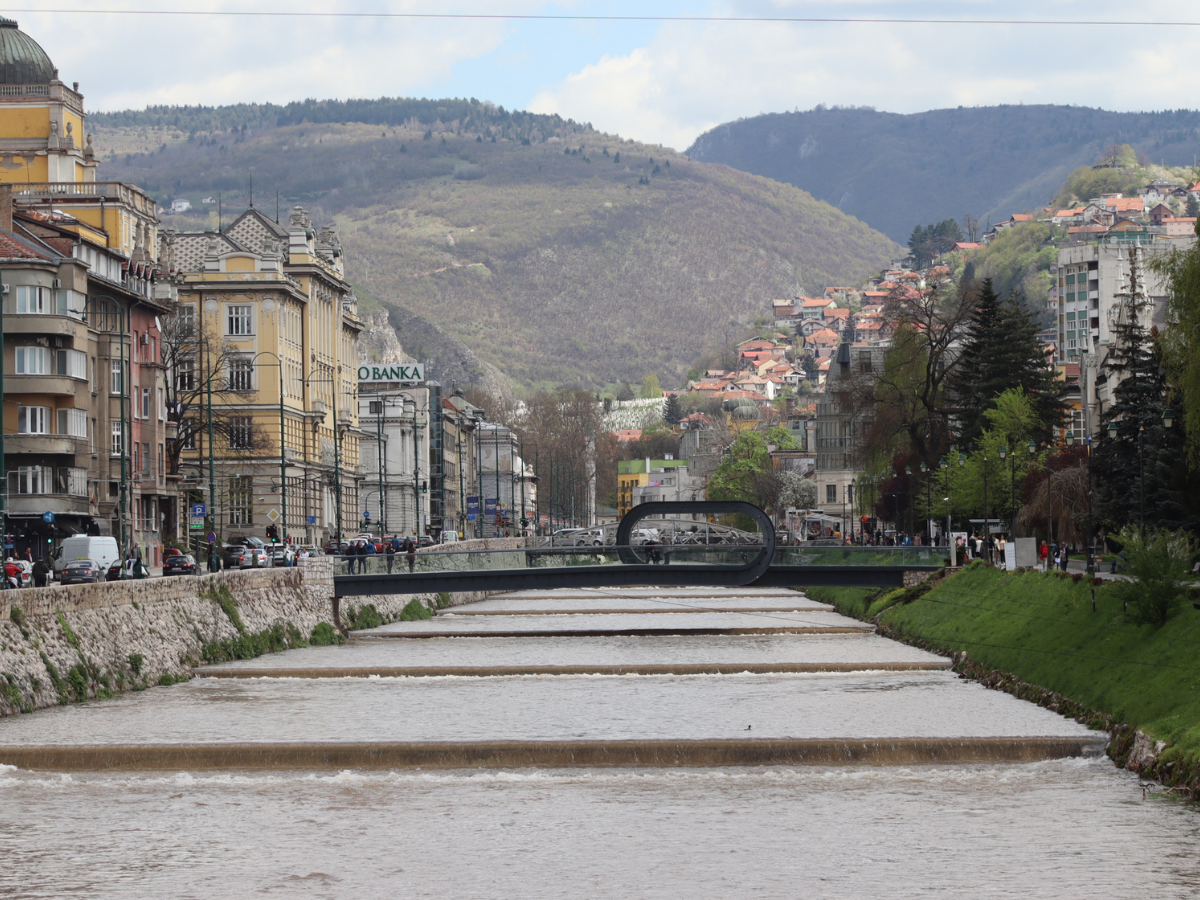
[0, 17, 172, 564]
[170, 208, 363, 546]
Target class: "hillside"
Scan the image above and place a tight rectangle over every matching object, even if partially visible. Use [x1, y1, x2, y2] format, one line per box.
[90, 98, 899, 390]
[686, 104, 1200, 242]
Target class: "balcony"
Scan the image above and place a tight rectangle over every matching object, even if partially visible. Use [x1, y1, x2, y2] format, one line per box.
[5, 373, 85, 397]
[5, 434, 87, 456]
[0, 313, 87, 339]
[14, 181, 156, 218]
[6, 494, 90, 516]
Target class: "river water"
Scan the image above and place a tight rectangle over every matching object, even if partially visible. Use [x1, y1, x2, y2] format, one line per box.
[3, 586, 1198, 898]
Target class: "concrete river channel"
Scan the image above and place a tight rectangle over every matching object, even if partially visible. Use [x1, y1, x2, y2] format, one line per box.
[3, 587, 1199, 897]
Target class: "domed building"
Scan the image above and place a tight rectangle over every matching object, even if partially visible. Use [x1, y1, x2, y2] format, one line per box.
[0, 17, 98, 184]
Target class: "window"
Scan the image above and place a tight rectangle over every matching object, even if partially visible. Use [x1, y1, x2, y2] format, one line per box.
[8, 466, 50, 495]
[56, 467, 87, 496]
[90, 417, 96, 453]
[158, 387, 165, 421]
[55, 289, 85, 318]
[17, 406, 50, 434]
[368, 400, 382, 414]
[141, 387, 151, 420]
[229, 475, 253, 525]
[158, 443, 164, 479]
[56, 349, 87, 380]
[825, 483, 837, 504]
[14, 346, 49, 374]
[227, 357, 254, 391]
[132, 442, 140, 475]
[229, 416, 253, 450]
[111, 358, 124, 394]
[178, 304, 196, 337]
[176, 355, 195, 392]
[227, 304, 253, 336]
[57, 408, 87, 438]
[111, 421, 123, 455]
[15, 285, 46, 314]
[142, 442, 151, 476]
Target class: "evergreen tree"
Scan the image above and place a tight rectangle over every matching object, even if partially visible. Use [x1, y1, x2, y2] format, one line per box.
[662, 394, 683, 426]
[950, 279, 1064, 445]
[1092, 252, 1198, 532]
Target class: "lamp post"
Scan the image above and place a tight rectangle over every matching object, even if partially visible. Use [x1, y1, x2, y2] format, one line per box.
[82, 297, 130, 557]
[998, 445, 1014, 538]
[251, 351, 288, 546]
[920, 461, 930, 544]
[1109, 410, 1173, 529]
[981, 453, 990, 542]
[301, 371, 344, 548]
[1029, 440, 1050, 548]
[904, 465, 914, 541]
[1066, 428, 1095, 576]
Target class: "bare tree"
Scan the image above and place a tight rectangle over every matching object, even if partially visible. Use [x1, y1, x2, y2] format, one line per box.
[962, 212, 979, 243]
[161, 301, 271, 477]
[829, 283, 977, 470]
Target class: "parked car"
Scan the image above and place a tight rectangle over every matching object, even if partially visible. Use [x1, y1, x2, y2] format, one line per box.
[60, 558, 102, 585]
[573, 528, 606, 547]
[441, 531, 460, 544]
[417, 535, 434, 548]
[163, 554, 200, 576]
[323, 539, 350, 555]
[267, 546, 294, 567]
[239, 548, 270, 569]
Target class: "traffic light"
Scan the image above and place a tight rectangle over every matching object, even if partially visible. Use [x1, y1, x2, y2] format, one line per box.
[520, 517, 528, 528]
[421, 480, 428, 493]
[266, 524, 279, 542]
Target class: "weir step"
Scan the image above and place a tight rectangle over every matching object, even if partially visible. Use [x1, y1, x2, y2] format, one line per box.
[356, 625, 876, 639]
[436, 606, 837, 616]
[0, 736, 1109, 772]
[195, 661, 954, 679]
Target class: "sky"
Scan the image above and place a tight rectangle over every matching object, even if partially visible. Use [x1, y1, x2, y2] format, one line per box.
[13, 0, 1200, 151]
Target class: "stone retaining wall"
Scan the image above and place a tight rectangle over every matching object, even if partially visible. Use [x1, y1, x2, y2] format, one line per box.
[0, 557, 490, 718]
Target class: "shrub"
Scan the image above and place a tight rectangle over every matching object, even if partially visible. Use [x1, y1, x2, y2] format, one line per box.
[435, 592, 452, 609]
[310, 622, 345, 646]
[1109, 526, 1195, 626]
[127, 652, 144, 676]
[202, 584, 245, 634]
[399, 598, 432, 621]
[345, 603, 383, 630]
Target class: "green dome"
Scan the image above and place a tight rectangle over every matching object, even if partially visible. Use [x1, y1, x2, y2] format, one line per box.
[0, 19, 56, 85]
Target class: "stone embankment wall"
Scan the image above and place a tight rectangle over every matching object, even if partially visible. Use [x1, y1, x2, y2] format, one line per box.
[0, 557, 489, 718]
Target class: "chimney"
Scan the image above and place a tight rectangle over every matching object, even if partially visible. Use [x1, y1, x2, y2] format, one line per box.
[0, 183, 11, 232]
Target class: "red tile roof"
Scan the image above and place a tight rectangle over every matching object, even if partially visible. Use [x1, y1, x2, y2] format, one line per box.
[0, 227, 54, 262]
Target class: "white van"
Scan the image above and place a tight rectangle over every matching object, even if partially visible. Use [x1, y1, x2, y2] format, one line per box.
[52, 536, 120, 581]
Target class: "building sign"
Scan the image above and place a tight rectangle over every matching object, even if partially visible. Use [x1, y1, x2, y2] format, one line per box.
[466, 497, 479, 521]
[484, 498, 498, 517]
[357, 364, 424, 384]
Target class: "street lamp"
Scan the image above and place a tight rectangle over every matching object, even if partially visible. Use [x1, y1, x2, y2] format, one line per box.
[1065, 429, 1095, 575]
[1028, 440, 1051, 549]
[251, 351, 288, 546]
[919, 461, 930, 544]
[301, 371, 345, 547]
[998, 445, 1015, 538]
[1108, 410, 1174, 528]
[940, 457, 951, 545]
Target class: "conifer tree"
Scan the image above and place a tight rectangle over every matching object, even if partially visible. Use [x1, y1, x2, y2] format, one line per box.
[662, 394, 683, 426]
[951, 279, 1064, 445]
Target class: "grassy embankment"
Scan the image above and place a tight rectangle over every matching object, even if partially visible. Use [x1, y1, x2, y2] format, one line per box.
[807, 564, 1200, 787]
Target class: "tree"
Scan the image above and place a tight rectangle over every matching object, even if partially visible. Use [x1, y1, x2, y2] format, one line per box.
[949, 279, 1064, 445]
[615, 382, 635, 402]
[908, 218, 964, 268]
[1151, 220, 1200, 464]
[832, 282, 977, 472]
[1108, 527, 1195, 626]
[779, 470, 816, 510]
[640, 374, 662, 399]
[160, 302, 270, 478]
[662, 393, 683, 426]
[1187, 195, 1199, 219]
[1093, 248, 1197, 533]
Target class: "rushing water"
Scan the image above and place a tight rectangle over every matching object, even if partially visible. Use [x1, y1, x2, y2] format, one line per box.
[2, 586, 1197, 898]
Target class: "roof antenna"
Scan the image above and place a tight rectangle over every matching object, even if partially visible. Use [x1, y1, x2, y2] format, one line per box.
[275, 191, 279, 224]
[217, 192, 222, 234]
[249, 171, 254, 208]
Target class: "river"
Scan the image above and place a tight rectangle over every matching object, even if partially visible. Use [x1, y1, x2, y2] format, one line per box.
[2, 586, 1197, 898]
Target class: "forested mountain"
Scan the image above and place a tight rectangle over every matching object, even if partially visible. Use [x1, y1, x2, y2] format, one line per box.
[686, 105, 1200, 242]
[90, 98, 899, 391]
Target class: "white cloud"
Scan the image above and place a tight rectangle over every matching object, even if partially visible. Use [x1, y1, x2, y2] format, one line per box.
[18, 0, 537, 111]
[529, 1, 1200, 150]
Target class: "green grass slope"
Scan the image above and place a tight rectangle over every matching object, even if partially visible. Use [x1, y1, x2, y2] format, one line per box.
[688, 104, 1200, 241]
[92, 100, 899, 388]
[810, 565, 1200, 775]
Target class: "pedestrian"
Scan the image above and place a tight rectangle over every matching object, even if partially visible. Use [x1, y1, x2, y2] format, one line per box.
[997, 534, 1007, 567]
[406, 537, 416, 573]
[1060, 544, 1069, 571]
[386, 538, 396, 574]
[345, 541, 356, 575]
[32, 557, 48, 587]
[365, 538, 377, 573]
[1039, 541, 1049, 571]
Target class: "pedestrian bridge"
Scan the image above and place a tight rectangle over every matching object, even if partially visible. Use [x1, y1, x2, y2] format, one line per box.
[334, 502, 947, 598]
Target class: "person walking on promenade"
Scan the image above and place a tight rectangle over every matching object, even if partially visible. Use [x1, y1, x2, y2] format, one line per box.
[386, 538, 396, 574]
[1039, 541, 1049, 571]
[406, 537, 417, 573]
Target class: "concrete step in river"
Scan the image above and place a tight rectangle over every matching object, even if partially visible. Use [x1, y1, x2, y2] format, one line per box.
[5, 586, 1197, 898]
